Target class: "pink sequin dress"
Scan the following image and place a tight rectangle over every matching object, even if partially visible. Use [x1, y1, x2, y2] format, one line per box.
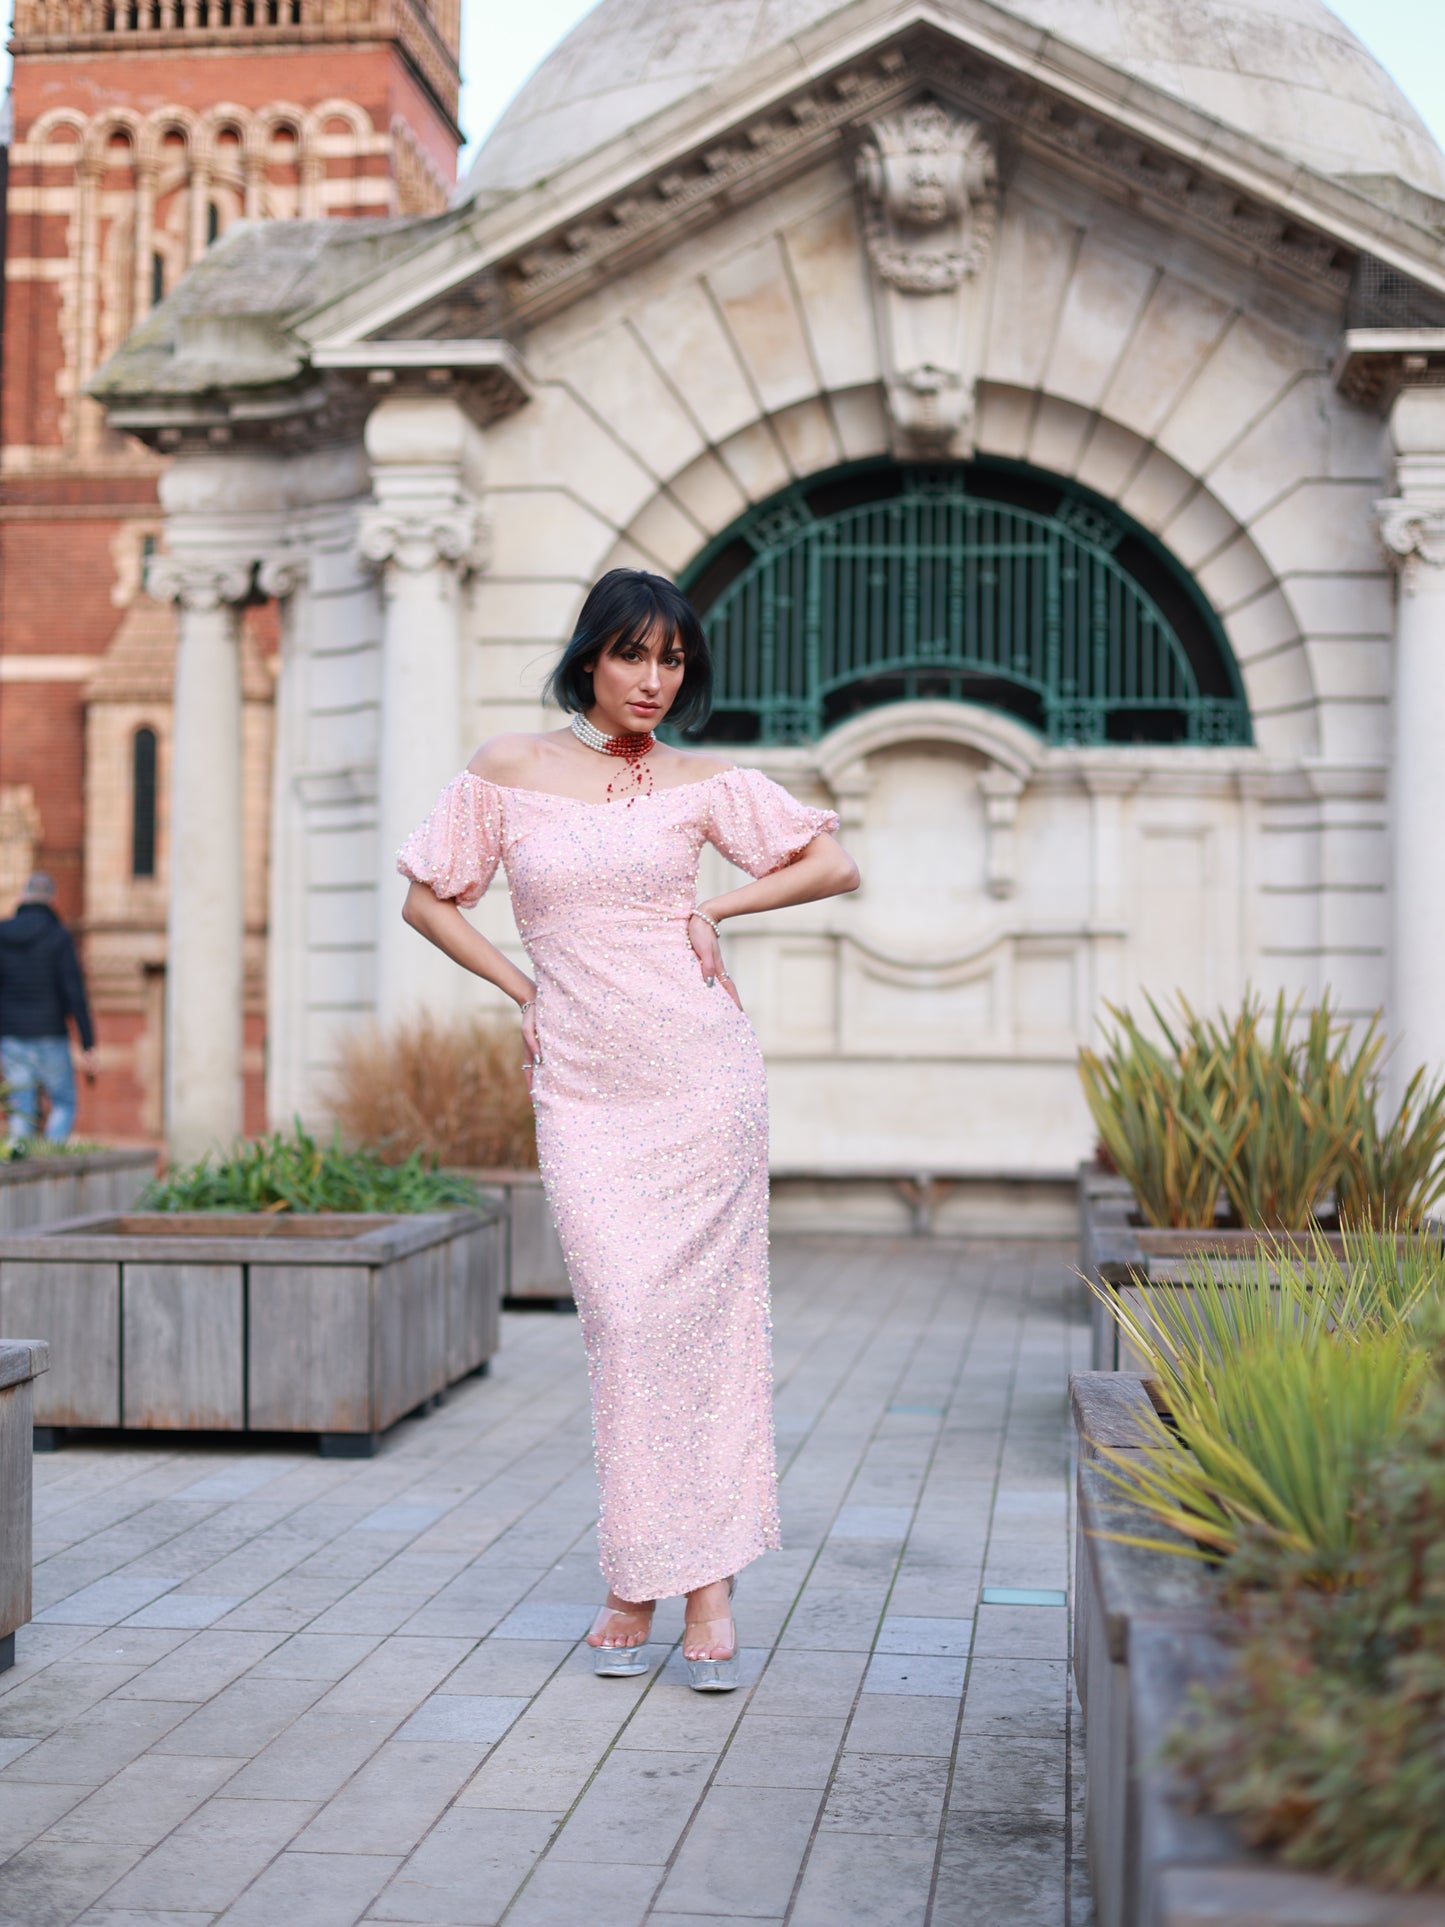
[399, 766, 839, 1601]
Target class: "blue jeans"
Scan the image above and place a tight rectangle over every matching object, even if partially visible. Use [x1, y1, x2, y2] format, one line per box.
[2, 1036, 78, 1142]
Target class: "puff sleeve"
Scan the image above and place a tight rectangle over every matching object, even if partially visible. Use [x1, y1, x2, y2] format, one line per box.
[705, 766, 840, 878]
[396, 772, 503, 909]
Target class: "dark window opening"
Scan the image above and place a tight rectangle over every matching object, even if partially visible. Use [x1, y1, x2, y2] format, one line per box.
[206, 201, 220, 244]
[150, 251, 165, 306]
[678, 458, 1252, 750]
[132, 728, 158, 879]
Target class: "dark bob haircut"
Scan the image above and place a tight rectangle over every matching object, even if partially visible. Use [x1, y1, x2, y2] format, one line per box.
[545, 568, 713, 735]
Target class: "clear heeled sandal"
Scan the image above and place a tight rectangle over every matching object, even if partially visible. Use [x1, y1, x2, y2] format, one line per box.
[588, 1599, 655, 1677]
[684, 1575, 739, 1693]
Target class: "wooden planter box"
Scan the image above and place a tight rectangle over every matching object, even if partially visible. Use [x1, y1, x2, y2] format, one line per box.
[461, 1169, 570, 1305]
[0, 1147, 157, 1233]
[0, 1205, 503, 1456]
[1071, 1371, 1445, 1927]
[1076, 1165, 1366, 1372]
[0, 1339, 48, 1672]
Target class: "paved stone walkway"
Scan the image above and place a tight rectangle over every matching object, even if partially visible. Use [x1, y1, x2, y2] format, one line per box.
[0, 1236, 1092, 1926]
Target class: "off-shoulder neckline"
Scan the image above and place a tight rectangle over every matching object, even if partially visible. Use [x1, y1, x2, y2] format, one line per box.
[459, 768, 736, 808]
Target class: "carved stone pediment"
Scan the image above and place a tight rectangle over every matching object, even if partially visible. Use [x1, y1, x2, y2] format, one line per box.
[302, 19, 1445, 370]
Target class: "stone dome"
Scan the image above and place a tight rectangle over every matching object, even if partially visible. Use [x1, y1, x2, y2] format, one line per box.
[461, 0, 1445, 205]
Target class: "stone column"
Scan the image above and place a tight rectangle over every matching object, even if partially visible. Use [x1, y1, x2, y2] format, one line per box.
[147, 555, 254, 1162]
[149, 449, 289, 1160]
[258, 440, 373, 1130]
[359, 396, 488, 1026]
[1379, 387, 1445, 1096]
[187, 159, 212, 264]
[132, 160, 157, 323]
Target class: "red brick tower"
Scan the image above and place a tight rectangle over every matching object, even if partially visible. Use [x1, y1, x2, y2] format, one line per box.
[0, 0, 461, 1139]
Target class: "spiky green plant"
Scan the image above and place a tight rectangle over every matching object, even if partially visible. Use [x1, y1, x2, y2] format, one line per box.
[1078, 1005, 1245, 1228]
[1168, 1315, 1445, 1891]
[1088, 1228, 1443, 1568]
[1337, 1062, 1445, 1230]
[1171, 993, 1371, 1231]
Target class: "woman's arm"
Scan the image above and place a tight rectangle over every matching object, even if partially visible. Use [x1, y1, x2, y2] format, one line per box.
[686, 833, 859, 1000]
[402, 883, 540, 1066]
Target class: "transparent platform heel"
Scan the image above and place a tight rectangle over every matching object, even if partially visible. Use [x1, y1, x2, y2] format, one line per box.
[684, 1575, 739, 1693]
[589, 1601, 654, 1678]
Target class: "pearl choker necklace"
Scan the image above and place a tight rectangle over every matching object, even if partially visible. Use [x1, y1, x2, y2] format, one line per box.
[570, 711, 656, 803]
[570, 713, 656, 758]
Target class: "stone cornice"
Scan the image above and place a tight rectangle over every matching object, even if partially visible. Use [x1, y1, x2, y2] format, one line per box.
[10, 0, 461, 130]
[1335, 330, 1445, 408]
[315, 9, 1445, 349]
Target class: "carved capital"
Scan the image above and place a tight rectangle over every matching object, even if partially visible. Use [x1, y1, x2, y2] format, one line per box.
[257, 554, 309, 601]
[858, 98, 998, 452]
[357, 502, 489, 578]
[146, 554, 254, 611]
[1378, 499, 1445, 589]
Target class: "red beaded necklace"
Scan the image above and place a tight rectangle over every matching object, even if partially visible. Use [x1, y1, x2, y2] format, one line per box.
[570, 712, 657, 802]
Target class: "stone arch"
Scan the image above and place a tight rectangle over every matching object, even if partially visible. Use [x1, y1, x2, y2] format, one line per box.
[252, 104, 309, 218]
[83, 108, 144, 170]
[253, 103, 308, 146]
[305, 98, 372, 145]
[816, 701, 1044, 787]
[23, 107, 87, 150]
[978, 387, 1318, 758]
[588, 382, 1312, 758]
[142, 106, 199, 145]
[194, 104, 254, 171]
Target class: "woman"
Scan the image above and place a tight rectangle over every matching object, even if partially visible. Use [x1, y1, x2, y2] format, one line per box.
[398, 568, 859, 1690]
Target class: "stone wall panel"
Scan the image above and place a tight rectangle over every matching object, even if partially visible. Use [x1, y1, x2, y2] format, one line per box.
[631, 280, 759, 445]
[553, 323, 709, 485]
[708, 235, 820, 417]
[1098, 276, 1236, 441]
[1155, 311, 1316, 477]
[1044, 233, 1158, 412]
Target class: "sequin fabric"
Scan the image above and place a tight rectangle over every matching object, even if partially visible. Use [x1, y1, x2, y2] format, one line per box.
[398, 766, 840, 1601]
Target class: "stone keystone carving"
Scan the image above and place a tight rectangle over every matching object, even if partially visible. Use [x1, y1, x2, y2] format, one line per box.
[1378, 499, 1445, 592]
[357, 503, 490, 579]
[859, 100, 999, 453]
[146, 555, 255, 611]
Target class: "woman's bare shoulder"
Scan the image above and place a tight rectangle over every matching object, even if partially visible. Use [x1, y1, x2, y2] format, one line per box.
[466, 734, 560, 785]
[666, 748, 737, 783]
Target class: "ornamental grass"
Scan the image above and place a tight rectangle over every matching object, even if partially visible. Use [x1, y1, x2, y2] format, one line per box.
[1165, 1313, 1445, 1893]
[143, 1123, 479, 1214]
[1088, 1228, 1443, 1571]
[325, 1012, 537, 1173]
[1078, 990, 1445, 1230]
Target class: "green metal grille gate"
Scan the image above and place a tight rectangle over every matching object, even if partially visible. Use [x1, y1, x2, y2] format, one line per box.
[681, 462, 1251, 748]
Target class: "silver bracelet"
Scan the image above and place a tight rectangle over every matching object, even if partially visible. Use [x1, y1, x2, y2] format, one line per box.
[688, 910, 722, 937]
[518, 998, 536, 1018]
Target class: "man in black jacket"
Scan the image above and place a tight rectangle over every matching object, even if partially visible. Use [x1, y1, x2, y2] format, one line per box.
[0, 872, 97, 1143]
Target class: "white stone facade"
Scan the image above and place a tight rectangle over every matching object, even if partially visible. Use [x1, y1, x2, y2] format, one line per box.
[91, 0, 1445, 1184]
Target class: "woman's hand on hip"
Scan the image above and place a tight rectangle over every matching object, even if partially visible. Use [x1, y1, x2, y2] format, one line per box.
[688, 910, 743, 1011]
